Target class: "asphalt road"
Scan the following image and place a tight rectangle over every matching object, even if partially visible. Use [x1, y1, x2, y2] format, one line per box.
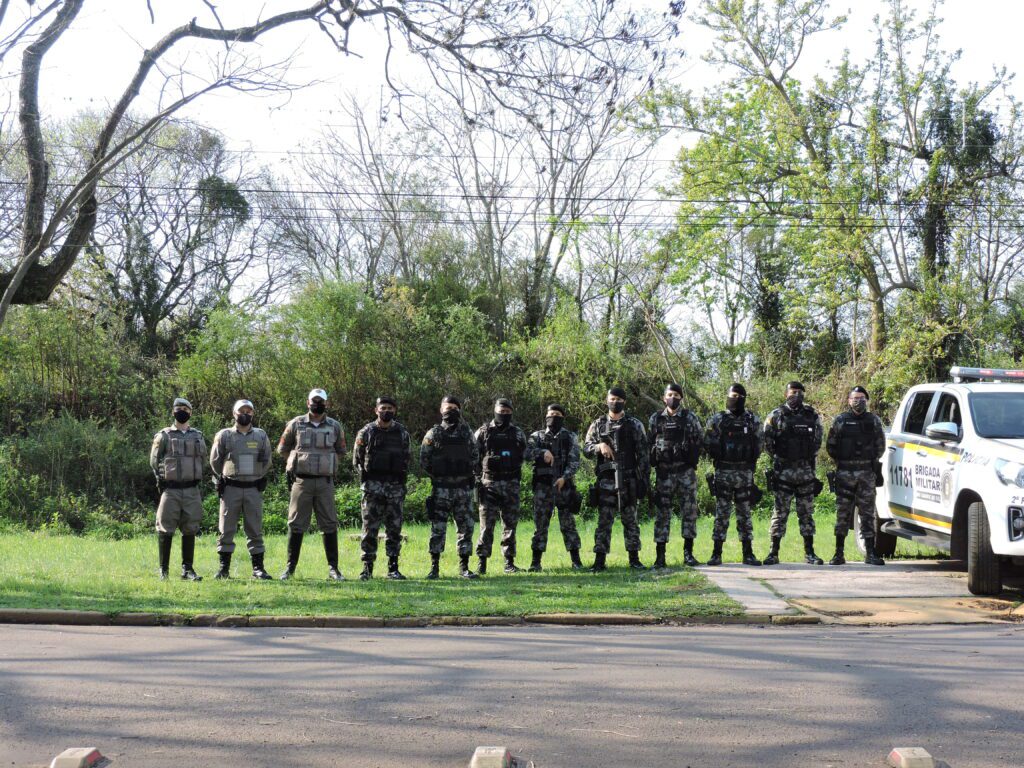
[2, 624, 1023, 768]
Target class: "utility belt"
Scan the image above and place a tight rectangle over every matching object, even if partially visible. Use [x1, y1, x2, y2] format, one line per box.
[364, 471, 407, 483]
[482, 471, 521, 483]
[433, 477, 473, 489]
[836, 461, 874, 471]
[164, 480, 199, 490]
[224, 478, 260, 489]
[655, 461, 696, 474]
[294, 473, 332, 481]
[715, 460, 754, 471]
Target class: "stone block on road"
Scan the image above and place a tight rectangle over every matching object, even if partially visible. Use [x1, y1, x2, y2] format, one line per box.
[887, 746, 936, 768]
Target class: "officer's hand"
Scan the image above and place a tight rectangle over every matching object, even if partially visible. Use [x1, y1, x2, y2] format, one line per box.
[256, 477, 268, 493]
[543, 450, 554, 465]
[598, 443, 615, 459]
[555, 477, 566, 491]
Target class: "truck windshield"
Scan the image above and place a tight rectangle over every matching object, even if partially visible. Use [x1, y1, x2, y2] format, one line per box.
[968, 392, 1024, 438]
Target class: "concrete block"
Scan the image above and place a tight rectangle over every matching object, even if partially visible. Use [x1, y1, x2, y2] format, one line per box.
[887, 747, 936, 768]
[189, 614, 218, 626]
[771, 614, 821, 625]
[523, 613, 658, 626]
[383, 617, 429, 627]
[0, 609, 109, 626]
[214, 615, 249, 627]
[110, 613, 160, 626]
[469, 746, 513, 768]
[320, 616, 385, 628]
[50, 747, 110, 768]
[248, 616, 322, 628]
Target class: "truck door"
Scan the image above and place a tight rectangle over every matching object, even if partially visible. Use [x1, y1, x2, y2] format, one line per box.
[884, 390, 935, 523]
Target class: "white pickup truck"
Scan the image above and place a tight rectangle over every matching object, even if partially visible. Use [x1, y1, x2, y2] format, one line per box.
[871, 367, 1024, 595]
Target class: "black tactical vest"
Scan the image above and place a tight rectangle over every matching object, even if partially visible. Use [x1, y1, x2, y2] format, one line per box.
[835, 413, 877, 466]
[482, 424, 524, 480]
[596, 417, 636, 475]
[533, 429, 570, 481]
[718, 412, 758, 465]
[776, 407, 818, 462]
[434, 425, 473, 481]
[652, 411, 700, 467]
[364, 423, 408, 481]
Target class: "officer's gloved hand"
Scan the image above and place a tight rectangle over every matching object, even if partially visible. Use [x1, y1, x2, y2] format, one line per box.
[256, 476, 268, 493]
[155, 476, 165, 494]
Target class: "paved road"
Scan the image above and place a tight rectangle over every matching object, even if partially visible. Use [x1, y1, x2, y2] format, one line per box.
[2, 624, 1023, 767]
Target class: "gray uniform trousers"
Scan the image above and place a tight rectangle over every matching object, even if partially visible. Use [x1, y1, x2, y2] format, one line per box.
[157, 487, 204, 535]
[217, 484, 265, 554]
[287, 476, 339, 534]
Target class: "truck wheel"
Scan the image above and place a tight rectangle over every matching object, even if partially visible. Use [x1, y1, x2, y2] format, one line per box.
[967, 501, 1002, 596]
[855, 507, 898, 557]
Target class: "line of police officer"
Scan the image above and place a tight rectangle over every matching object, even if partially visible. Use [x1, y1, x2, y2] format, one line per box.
[150, 381, 887, 580]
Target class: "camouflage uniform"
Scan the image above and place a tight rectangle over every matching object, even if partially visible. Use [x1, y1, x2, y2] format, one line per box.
[826, 410, 886, 540]
[764, 404, 824, 539]
[278, 415, 347, 534]
[648, 408, 704, 542]
[151, 425, 208, 535]
[353, 420, 412, 563]
[526, 426, 583, 553]
[474, 421, 528, 560]
[583, 414, 649, 554]
[210, 425, 272, 555]
[420, 421, 478, 556]
[704, 410, 763, 542]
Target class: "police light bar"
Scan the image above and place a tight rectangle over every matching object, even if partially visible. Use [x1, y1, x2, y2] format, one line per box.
[950, 366, 1024, 383]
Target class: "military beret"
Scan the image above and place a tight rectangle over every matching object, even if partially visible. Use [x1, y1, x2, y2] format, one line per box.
[441, 395, 461, 407]
[172, 397, 193, 411]
[849, 386, 869, 400]
[546, 403, 566, 415]
[607, 386, 627, 399]
[728, 383, 747, 397]
[494, 397, 514, 410]
[376, 396, 397, 407]
[786, 381, 805, 392]
[664, 383, 683, 396]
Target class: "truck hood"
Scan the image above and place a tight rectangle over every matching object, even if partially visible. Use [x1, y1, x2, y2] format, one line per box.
[988, 439, 1024, 459]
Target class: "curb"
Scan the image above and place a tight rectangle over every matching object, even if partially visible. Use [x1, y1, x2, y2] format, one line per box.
[0, 608, 812, 629]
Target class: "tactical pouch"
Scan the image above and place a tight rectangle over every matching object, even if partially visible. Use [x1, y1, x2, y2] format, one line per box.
[765, 468, 777, 492]
[826, 471, 837, 494]
[588, 483, 599, 508]
[706, 472, 717, 498]
[874, 461, 884, 488]
[811, 479, 825, 497]
[751, 485, 764, 504]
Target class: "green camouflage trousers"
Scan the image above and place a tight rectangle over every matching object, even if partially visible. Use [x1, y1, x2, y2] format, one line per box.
[653, 466, 699, 542]
[834, 468, 877, 540]
[360, 479, 406, 562]
[593, 481, 641, 554]
[712, 468, 755, 543]
[531, 481, 582, 553]
[476, 479, 521, 559]
[769, 463, 817, 539]
[428, 485, 475, 556]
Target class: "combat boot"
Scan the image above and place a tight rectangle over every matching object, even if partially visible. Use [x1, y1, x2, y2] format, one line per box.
[504, 555, 522, 574]
[741, 540, 761, 566]
[157, 532, 173, 580]
[803, 535, 824, 565]
[706, 540, 723, 566]
[762, 536, 781, 566]
[460, 554, 478, 579]
[426, 553, 441, 580]
[829, 534, 846, 566]
[214, 551, 231, 580]
[279, 530, 302, 580]
[628, 550, 645, 570]
[864, 540, 886, 566]
[251, 552, 272, 580]
[569, 549, 583, 570]
[651, 542, 667, 570]
[477, 557, 487, 576]
[387, 556, 406, 580]
[323, 531, 345, 581]
[528, 550, 543, 572]
[180, 534, 202, 581]
[682, 538, 699, 567]
[359, 560, 373, 581]
[590, 552, 607, 572]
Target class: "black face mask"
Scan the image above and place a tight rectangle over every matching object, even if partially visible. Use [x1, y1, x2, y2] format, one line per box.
[726, 395, 745, 413]
[546, 416, 564, 432]
[850, 401, 867, 415]
[665, 397, 681, 411]
[786, 393, 804, 409]
[494, 413, 511, 427]
[173, 410, 190, 424]
[235, 413, 253, 427]
[379, 411, 395, 423]
[608, 402, 624, 414]
[442, 410, 460, 424]
[309, 402, 326, 415]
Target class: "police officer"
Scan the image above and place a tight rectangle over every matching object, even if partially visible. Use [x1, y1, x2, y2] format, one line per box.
[150, 397, 207, 580]
[474, 398, 529, 575]
[648, 383, 704, 569]
[704, 384, 763, 566]
[277, 388, 347, 581]
[526, 403, 583, 571]
[583, 387, 650, 572]
[420, 396, 478, 579]
[763, 381, 825, 565]
[353, 396, 412, 580]
[826, 386, 887, 566]
[210, 399, 273, 580]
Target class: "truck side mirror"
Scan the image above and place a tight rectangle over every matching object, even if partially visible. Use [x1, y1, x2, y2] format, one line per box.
[925, 421, 961, 443]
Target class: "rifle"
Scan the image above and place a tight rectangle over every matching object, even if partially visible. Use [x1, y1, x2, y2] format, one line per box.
[600, 427, 625, 519]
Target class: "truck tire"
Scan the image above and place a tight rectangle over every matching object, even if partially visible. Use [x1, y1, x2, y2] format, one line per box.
[967, 501, 1001, 596]
[855, 507, 898, 557]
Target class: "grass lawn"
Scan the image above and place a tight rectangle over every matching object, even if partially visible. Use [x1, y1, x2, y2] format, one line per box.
[0, 511, 941, 619]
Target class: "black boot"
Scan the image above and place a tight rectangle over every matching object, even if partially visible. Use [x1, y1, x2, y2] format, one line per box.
[528, 550, 543, 572]
[590, 552, 607, 572]
[477, 557, 487, 576]
[157, 532, 173, 580]
[569, 549, 583, 570]
[426, 552, 441, 580]
[360, 560, 373, 581]
[460, 553, 478, 579]
[280, 530, 303, 580]
[214, 551, 232, 579]
[864, 540, 886, 566]
[180, 535, 202, 581]
[706, 540, 723, 566]
[829, 534, 847, 566]
[651, 542, 667, 570]
[504, 555, 522, 574]
[682, 538, 699, 567]
[763, 536, 781, 566]
[628, 550, 645, 570]
[251, 552, 272, 580]
[387, 556, 406, 580]
[324, 532, 344, 580]
[742, 540, 761, 566]
[804, 535, 824, 565]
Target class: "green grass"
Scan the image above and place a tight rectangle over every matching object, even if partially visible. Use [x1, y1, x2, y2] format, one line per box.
[0, 512, 941, 619]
